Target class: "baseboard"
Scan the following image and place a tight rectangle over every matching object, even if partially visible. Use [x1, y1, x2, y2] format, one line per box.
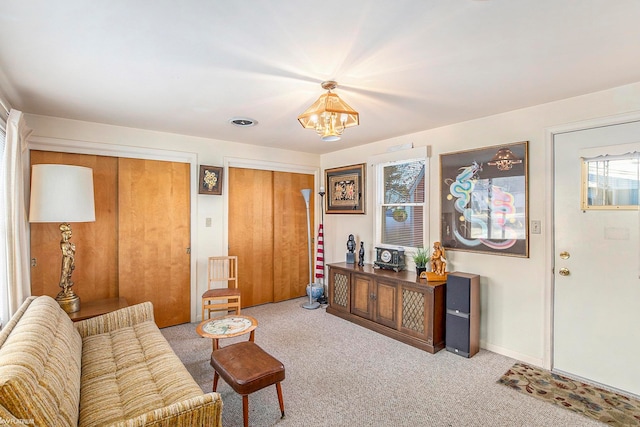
[481, 340, 544, 368]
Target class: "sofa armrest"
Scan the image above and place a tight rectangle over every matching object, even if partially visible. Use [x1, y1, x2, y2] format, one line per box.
[74, 301, 155, 338]
[110, 393, 223, 427]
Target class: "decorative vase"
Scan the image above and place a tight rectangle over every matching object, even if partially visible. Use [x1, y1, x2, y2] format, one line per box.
[416, 266, 427, 276]
[306, 284, 324, 301]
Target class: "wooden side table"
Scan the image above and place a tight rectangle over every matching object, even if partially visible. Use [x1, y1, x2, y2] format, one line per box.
[68, 297, 128, 322]
[196, 315, 258, 351]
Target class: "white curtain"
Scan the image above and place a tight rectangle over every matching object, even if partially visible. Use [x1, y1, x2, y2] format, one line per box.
[0, 109, 31, 324]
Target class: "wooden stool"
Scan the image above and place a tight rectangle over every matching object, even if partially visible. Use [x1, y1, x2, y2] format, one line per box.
[210, 341, 285, 427]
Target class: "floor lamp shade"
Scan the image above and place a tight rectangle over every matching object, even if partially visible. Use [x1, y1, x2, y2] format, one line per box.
[29, 164, 96, 223]
[29, 164, 96, 314]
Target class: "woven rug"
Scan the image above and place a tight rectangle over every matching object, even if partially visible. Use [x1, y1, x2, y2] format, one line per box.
[498, 362, 640, 426]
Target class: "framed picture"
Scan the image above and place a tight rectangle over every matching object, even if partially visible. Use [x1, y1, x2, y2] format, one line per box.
[199, 165, 223, 195]
[325, 163, 366, 214]
[440, 141, 529, 257]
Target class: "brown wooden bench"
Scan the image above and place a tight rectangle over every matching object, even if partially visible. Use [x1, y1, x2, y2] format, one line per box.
[210, 341, 285, 427]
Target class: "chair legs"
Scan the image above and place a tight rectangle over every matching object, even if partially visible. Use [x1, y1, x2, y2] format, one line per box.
[202, 300, 241, 321]
[212, 374, 285, 427]
[276, 382, 285, 418]
[242, 395, 249, 427]
[213, 371, 219, 392]
[238, 384, 284, 427]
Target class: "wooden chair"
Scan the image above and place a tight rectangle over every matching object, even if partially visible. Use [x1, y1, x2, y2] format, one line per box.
[202, 256, 241, 320]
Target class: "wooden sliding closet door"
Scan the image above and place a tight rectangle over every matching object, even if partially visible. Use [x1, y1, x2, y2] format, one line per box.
[228, 168, 274, 307]
[30, 151, 119, 302]
[118, 158, 191, 328]
[228, 168, 313, 307]
[273, 172, 314, 302]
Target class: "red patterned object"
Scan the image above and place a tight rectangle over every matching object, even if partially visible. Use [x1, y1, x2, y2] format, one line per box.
[315, 224, 324, 280]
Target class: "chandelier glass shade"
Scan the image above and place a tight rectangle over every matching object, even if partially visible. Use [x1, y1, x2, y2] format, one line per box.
[297, 81, 359, 142]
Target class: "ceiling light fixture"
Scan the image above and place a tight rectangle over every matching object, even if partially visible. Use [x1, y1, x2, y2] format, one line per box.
[229, 117, 257, 127]
[488, 147, 522, 171]
[297, 81, 359, 142]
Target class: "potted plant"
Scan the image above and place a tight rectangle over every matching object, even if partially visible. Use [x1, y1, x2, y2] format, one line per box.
[412, 247, 430, 276]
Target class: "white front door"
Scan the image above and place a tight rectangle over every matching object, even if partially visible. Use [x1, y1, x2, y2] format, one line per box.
[553, 120, 640, 396]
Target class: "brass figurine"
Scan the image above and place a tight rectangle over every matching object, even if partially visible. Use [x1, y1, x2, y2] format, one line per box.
[56, 223, 81, 313]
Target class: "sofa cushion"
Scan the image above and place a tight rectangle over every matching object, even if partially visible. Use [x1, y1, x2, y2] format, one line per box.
[0, 296, 82, 427]
[79, 319, 205, 427]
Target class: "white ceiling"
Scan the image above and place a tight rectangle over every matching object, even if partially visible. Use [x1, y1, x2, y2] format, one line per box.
[1, 1, 640, 155]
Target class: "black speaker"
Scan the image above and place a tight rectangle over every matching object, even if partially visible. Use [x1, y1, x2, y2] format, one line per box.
[446, 272, 480, 358]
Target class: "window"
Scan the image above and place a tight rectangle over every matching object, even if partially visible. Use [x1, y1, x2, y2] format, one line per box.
[581, 153, 640, 210]
[376, 156, 427, 249]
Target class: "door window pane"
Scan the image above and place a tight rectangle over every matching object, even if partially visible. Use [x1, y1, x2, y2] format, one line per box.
[582, 155, 640, 209]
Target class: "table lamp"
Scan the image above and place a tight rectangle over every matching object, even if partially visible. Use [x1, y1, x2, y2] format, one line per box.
[29, 164, 96, 313]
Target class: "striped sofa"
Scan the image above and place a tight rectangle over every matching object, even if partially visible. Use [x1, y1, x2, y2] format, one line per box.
[0, 296, 222, 426]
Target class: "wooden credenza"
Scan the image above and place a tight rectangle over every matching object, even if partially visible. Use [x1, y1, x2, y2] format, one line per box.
[327, 263, 446, 353]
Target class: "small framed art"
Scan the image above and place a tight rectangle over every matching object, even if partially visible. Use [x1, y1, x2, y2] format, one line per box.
[325, 163, 366, 214]
[199, 165, 223, 195]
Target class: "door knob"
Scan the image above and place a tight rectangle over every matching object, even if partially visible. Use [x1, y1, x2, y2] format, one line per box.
[559, 268, 570, 276]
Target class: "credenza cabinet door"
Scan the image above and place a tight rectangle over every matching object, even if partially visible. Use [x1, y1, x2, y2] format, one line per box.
[398, 285, 429, 341]
[351, 273, 374, 320]
[375, 278, 398, 328]
[328, 267, 350, 314]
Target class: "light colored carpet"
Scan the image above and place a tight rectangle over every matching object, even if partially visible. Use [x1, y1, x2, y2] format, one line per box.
[162, 297, 604, 427]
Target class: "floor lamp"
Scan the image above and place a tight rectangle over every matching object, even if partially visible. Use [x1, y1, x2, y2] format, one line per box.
[301, 189, 320, 309]
[29, 164, 96, 313]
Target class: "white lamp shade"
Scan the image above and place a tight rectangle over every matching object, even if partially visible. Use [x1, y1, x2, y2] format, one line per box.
[29, 164, 96, 223]
[300, 188, 311, 205]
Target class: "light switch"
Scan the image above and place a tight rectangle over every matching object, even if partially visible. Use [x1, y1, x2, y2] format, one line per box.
[531, 220, 541, 234]
[205, 217, 212, 227]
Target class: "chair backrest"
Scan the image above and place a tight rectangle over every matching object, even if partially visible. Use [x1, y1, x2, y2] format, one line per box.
[207, 256, 238, 290]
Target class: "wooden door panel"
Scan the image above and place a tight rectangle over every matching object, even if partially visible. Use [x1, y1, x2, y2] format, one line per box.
[351, 274, 373, 320]
[273, 172, 314, 302]
[229, 168, 274, 307]
[118, 158, 190, 328]
[375, 280, 397, 328]
[30, 151, 118, 302]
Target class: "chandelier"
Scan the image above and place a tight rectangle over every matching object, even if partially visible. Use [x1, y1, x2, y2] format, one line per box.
[488, 147, 522, 171]
[297, 81, 359, 142]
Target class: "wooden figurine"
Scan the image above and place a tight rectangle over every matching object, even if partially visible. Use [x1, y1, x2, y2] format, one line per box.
[426, 241, 448, 281]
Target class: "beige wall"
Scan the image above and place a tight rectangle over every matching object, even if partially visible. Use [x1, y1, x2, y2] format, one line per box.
[24, 80, 640, 366]
[321, 81, 640, 365]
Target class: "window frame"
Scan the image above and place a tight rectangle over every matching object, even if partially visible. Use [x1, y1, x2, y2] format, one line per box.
[371, 146, 429, 254]
[581, 153, 640, 211]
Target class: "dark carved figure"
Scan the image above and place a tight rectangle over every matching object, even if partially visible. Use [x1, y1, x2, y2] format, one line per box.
[347, 234, 356, 253]
[358, 241, 365, 266]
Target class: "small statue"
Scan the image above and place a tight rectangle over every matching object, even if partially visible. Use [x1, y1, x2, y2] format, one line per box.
[347, 234, 356, 253]
[358, 242, 365, 266]
[59, 223, 76, 295]
[430, 241, 447, 276]
[346, 234, 356, 264]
